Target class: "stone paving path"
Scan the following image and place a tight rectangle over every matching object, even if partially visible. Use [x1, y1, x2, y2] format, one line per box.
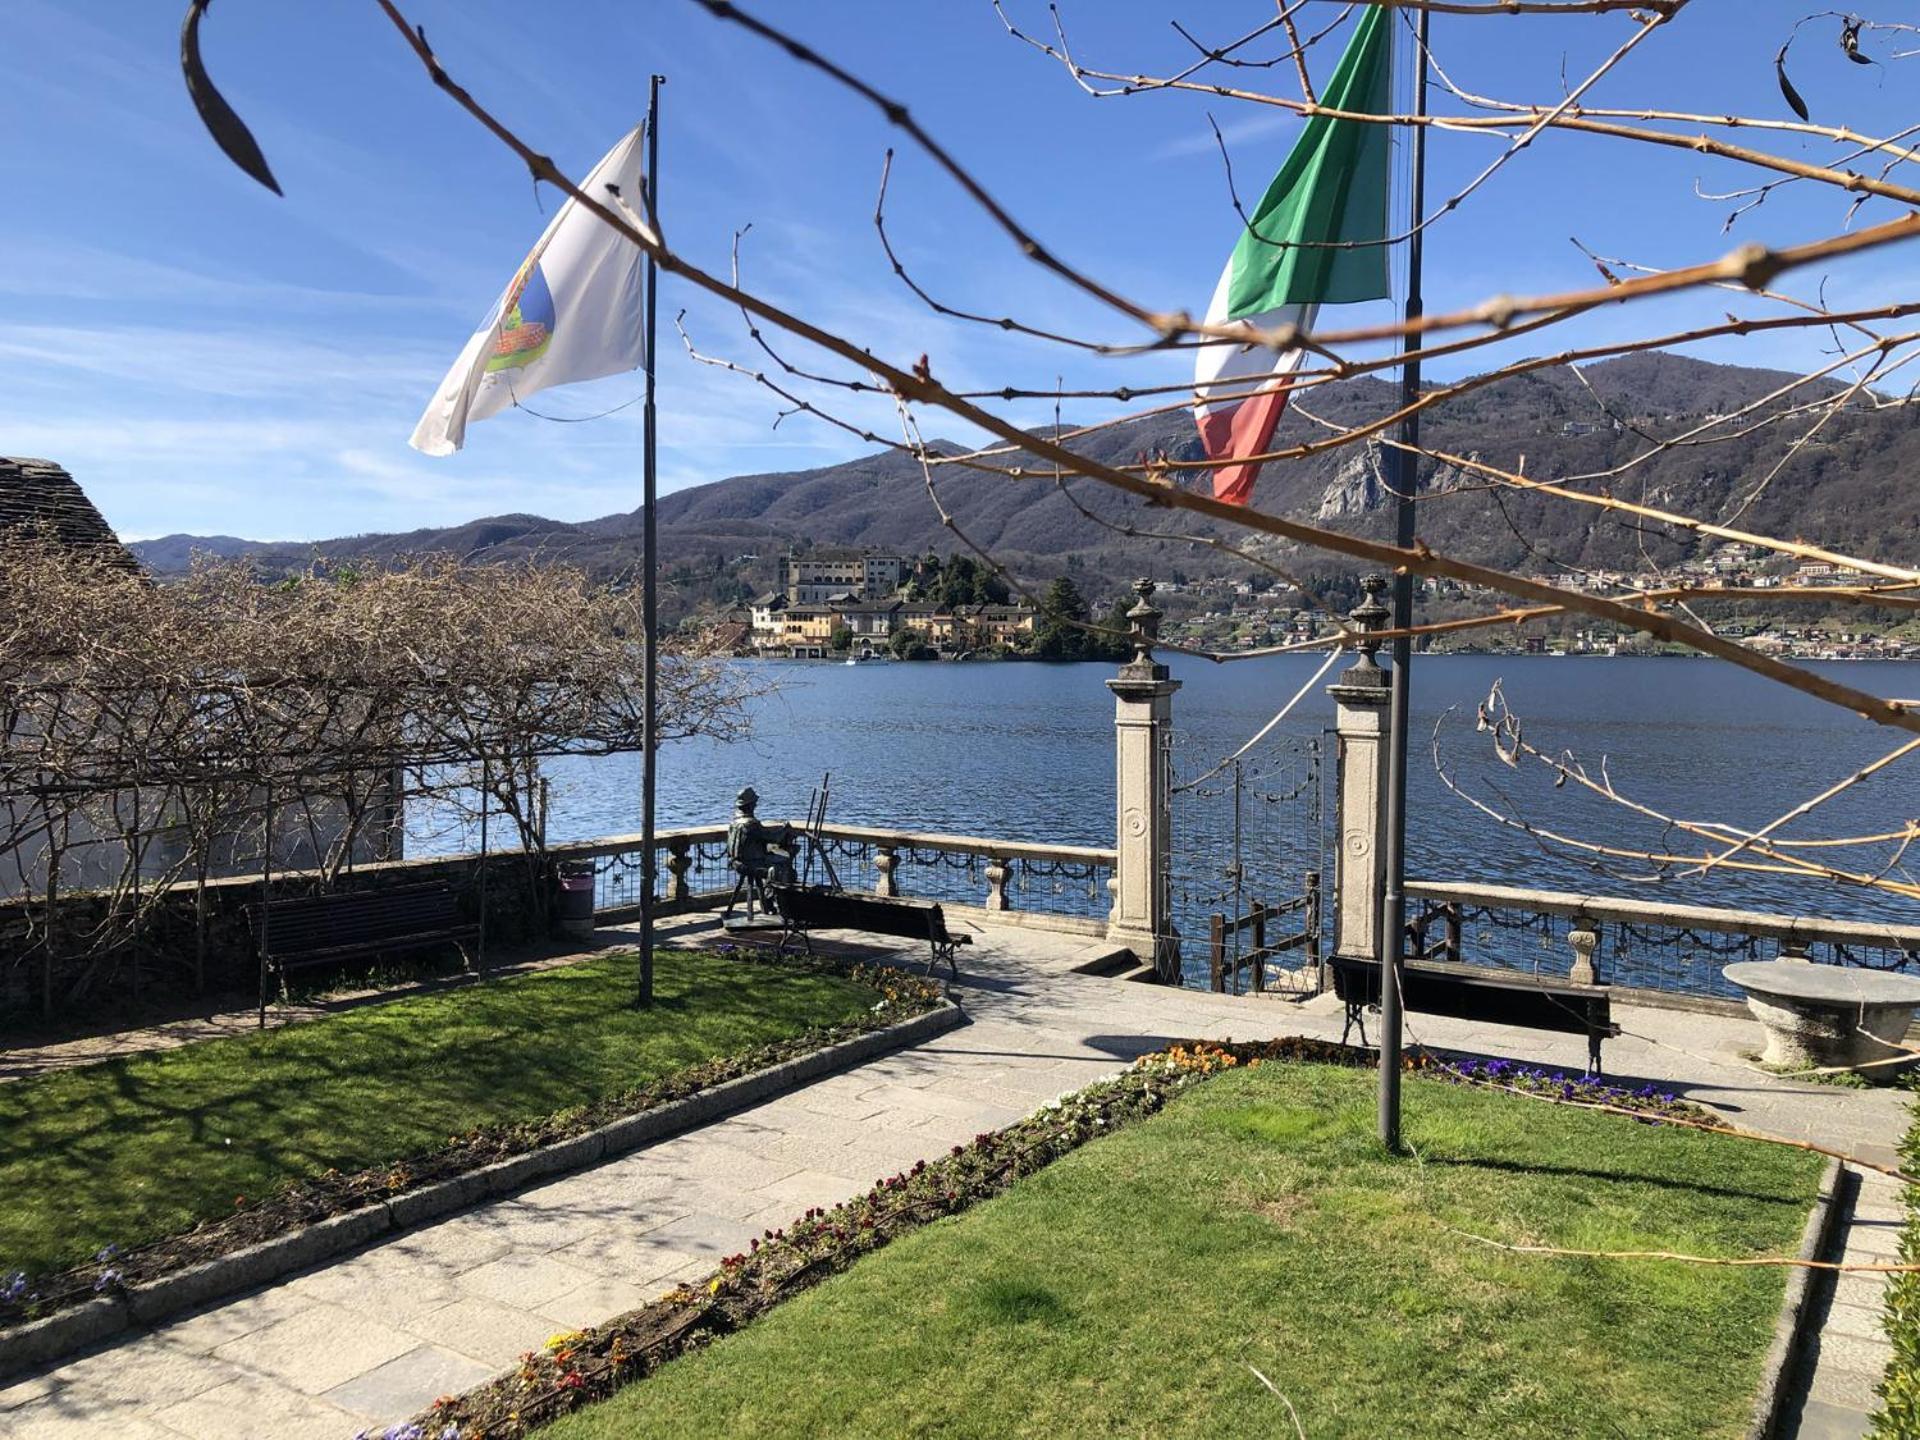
[0, 917, 1910, 1438]
[1782, 1165, 1905, 1440]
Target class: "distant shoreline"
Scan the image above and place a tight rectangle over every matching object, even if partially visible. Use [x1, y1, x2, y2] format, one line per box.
[734, 649, 1920, 666]
[737, 653, 1103, 665]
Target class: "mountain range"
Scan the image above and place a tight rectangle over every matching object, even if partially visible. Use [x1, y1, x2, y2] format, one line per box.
[130, 352, 1919, 611]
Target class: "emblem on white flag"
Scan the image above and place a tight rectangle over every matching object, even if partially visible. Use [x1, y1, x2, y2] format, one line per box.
[412, 125, 650, 456]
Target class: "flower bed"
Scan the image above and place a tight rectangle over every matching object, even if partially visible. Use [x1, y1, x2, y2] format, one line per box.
[1433, 1054, 1703, 1120]
[0, 957, 939, 1331]
[387, 1038, 1712, 1440]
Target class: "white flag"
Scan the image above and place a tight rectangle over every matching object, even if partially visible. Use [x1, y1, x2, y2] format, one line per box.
[412, 125, 650, 456]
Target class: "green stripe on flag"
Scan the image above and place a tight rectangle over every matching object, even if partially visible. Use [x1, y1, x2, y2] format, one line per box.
[1225, 6, 1394, 318]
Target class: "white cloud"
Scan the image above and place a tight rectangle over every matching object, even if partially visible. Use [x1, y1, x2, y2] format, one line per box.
[0, 324, 446, 400]
[0, 243, 462, 318]
[1150, 109, 1297, 163]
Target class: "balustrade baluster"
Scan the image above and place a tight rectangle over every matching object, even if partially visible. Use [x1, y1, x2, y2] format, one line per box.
[665, 838, 691, 903]
[984, 855, 1010, 912]
[1566, 913, 1600, 985]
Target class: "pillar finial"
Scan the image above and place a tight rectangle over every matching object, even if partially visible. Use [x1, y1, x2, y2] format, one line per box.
[1127, 577, 1160, 651]
[1116, 577, 1167, 681]
[1343, 574, 1390, 683]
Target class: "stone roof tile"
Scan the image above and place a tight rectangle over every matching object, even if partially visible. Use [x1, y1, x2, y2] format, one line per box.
[0, 457, 138, 569]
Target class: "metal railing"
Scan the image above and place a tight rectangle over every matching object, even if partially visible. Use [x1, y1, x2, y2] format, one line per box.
[545, 826, 730, 917]
[553, 822, 1116, 934]
[1404, 879, 1920, 1002]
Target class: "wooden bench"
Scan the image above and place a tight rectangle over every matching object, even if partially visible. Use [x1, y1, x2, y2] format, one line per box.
[766, 885, 972, 977]
[1329, 954, 1619, 1074]
[245, 882, 477, 999]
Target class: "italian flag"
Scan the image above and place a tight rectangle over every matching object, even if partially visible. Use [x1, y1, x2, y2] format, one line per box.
[1193, 8, 1395, 506]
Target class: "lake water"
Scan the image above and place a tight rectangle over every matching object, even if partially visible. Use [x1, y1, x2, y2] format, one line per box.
[438, 655, 1920, 989]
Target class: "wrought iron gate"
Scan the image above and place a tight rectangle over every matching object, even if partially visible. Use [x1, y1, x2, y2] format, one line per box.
[1168, 728, 1325, 994]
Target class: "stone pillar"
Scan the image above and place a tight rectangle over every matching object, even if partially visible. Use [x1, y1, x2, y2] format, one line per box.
[1328, 576, 1392, 968]
[1107, 579, 1182, 982]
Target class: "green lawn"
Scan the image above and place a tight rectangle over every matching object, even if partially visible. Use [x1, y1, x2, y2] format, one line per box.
[544, 1062, 1822, 1440]
[0, 950, 874, 1279]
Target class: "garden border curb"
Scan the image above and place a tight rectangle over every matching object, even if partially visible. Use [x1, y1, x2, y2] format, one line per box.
[1747, 1154, 1847, 1440]
[0, 997, 965, 1381]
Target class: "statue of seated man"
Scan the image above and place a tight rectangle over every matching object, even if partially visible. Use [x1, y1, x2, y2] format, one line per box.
[726, 786, 796, 888]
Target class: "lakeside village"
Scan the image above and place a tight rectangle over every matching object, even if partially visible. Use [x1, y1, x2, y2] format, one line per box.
[728, 547, 1126, 661]
[729, 543, 1920, 662]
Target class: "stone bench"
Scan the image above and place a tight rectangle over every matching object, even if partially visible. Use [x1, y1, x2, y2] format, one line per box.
[1722, 959, 1920, 1078]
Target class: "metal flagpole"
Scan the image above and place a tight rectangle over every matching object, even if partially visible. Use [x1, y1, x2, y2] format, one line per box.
[1378, 6, 1430, 1151]
[638, 73, 664, 1008]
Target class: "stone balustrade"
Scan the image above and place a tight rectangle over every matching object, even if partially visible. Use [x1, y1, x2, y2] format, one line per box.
[783, 822, 1116, 933]
[567, 822, 1117, 936]
[1319, 575, 1920, 1009]
[551, 826, 731, 916]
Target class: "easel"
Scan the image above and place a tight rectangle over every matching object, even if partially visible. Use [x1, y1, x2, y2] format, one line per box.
[797, 772, 841, 892]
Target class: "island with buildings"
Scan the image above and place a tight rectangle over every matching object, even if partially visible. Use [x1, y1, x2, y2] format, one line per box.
[732, 547, 1127, 661]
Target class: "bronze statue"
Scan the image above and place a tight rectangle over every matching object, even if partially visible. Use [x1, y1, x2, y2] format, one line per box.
[726, 786, 796, 888]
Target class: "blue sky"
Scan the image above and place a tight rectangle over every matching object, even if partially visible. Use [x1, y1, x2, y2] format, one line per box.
[5, 1, 1914, 541]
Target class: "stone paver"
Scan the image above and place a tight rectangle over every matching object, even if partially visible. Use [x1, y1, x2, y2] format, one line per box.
[155, 1286, 329, 1357]
[1, 915, 1912, 1438]
[320, 1346, 494, 1423]
[1810, 1361, 1885, 1413]
[454, 1252, 597, 1311]
[150, 1373, 363, 1440]
[536, 1278, 655, 1333]
[403, 1298, 553, 1369]
[1825, 1300, 1893, 1342]
[1796, 1396, 1881, 1440]
[209, 1306, 418, 1396]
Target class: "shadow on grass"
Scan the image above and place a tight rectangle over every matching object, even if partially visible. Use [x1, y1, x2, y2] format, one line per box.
[0, 949, 876, 1277]
[959, 1277, 1073, 1328]
[1420, 1153, 1803, 1205]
